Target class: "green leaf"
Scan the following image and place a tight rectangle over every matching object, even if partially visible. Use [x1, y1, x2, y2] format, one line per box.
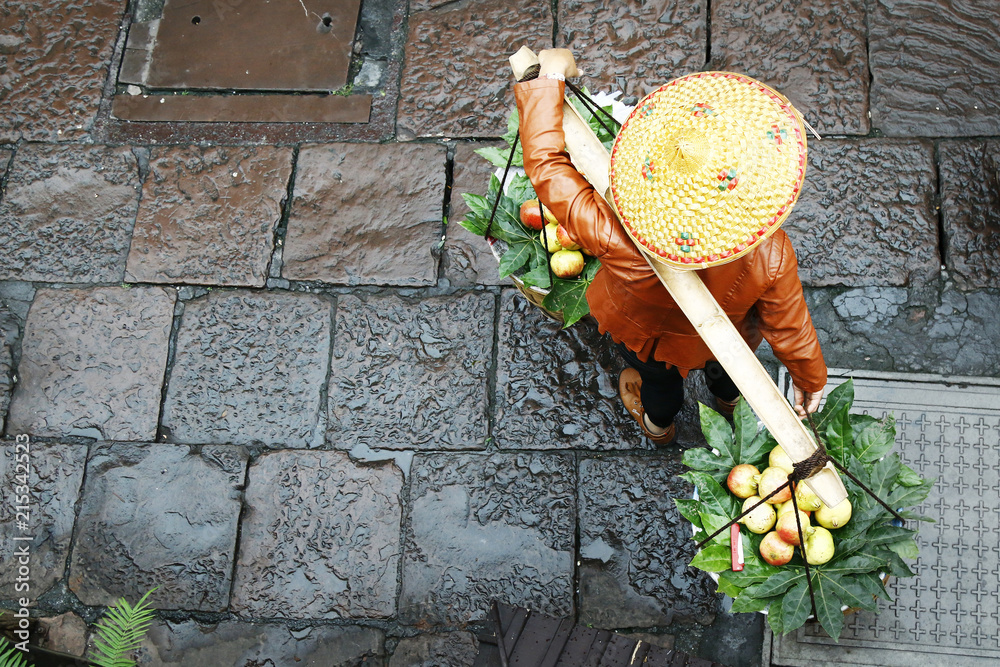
[886, 536, 920, 559]
[821, 573, 879, 613]
[767, 594, 786, 635]
[506, 173, 537, 204]
[744, 568, 806, 598]
[823, 408, 851, 462]
[878, 550, 916, 578]
[896, 463, 924, 487]
[0, 637, 30, 667]
[869, 454, 901, 499]
[700, 403, 735, 461]
[732, 398, 760, 463]
[814, 379, 853, 432]
[90, 587, 158, 667]
[716, 573, 745, 598]
[731, 595, 771, 613]
[541, 277, 590, 327]
[682, 447, 730, 474]
[475, 145, 516, 168]
[817, 554, 886, 575]
[497, 240, 533, 278]
[780, 579, 813, 635]
[889, 478, 934, 508]
[857, 572, 892, 601]
[500, 109, 524, 166]
[674, 498, 704, 532]
[682, 471, 739, 518]
[690, 543, 733, 572]
[852, 415, 896, 463]
[699, 511, 733, 546]
[811, 573, 845, 641]
[582, 257, 601, 281]
[742, 431, 773, 471]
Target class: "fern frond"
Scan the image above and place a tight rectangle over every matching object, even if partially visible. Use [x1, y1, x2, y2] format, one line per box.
[89, 587, 159, 667]
[0, 638, 29, 667]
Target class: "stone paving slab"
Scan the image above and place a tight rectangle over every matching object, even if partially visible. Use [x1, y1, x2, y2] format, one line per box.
[0, 1, 125, 142]
[8, 286, 175, 441]
[805, 285, 1000, 378]
[389, 631, 480, 667]
[282, 143, 445, 286]
[138, 619, 384, 666]
[443, 141, 506, 287]
[0, 442, 87, 600]
[709, 0, 868, 135]
[68, 442, 246, 611]
[578, 456, 718, 628]
[161, 290, 331, 448]
[231, 450, 403, 620]
[770, 370, 1000, 666]
[938, 140, 1000, 289]
[328, 293, 494, 450]
[125, 146, 294, 287]
[558, 0, 705, 98]
[36, 612, 88, 656]
[869, 0, 1000, 136]
[0, 306, 17, 435]
[784, 140, 939, 287]
[396, 0, 552, 139]
[0, 148, 11, 175]
[0, 145, 141, 283]
[400, 452, 575, 625]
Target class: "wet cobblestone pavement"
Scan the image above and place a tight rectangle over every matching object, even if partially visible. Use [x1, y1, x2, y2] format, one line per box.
[1, 0, 998, 665]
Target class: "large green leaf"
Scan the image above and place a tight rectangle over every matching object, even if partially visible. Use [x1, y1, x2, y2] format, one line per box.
[824, 408, 851, 463]
[896, 463, 924, 487]
[731, 595, 771, 613]
[744, 569, 806, 598]
[767, 594, 786, 635]
[814, 379, 854, 432]
[731, 398, 761, 463]
[716, 574, 745, 598]
[811, 573, 845, 641]
[475, 145, 516, 168]
[817, 571, 878, 614]
[869, 454, 901, 499]
[889, 478, 934, 508]
[682, 471, 739, 518]
[700, 403, 735, 459]
[506, 173, 537, 204]
[542, 277, 590, 327]
[674, 498, 704, 531]
[690, 543, 732, 572]
[699, 511, 733, 546]
[817, 554, 886, 575]
[857, 572, 892, 601]
[497, 240, 533, 278]
[780, 579, 814, 635]
[852, 416, 896, 463]
[500, 108, 524, 166]
[886, 536, 920, 559]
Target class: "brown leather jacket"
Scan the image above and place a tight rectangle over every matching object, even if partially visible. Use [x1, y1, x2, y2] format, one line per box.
[514, 78, 827, 393]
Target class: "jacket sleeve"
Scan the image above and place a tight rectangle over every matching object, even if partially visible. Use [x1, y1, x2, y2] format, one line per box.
[513, 78, 638, 261]
[756, 236, 828, 393]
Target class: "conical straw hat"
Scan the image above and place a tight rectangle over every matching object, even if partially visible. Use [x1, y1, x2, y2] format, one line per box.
[609, 72, 808, 269]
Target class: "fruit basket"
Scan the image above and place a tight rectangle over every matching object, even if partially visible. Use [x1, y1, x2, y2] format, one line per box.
[677, 379, 934, 640]
[460, 93, 625, 327]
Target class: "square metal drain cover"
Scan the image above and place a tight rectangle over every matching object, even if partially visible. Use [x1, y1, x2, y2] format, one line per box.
[767, 369, 1000, 666]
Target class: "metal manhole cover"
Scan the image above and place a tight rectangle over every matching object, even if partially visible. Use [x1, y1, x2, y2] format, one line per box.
[768, 369, 1000, 666]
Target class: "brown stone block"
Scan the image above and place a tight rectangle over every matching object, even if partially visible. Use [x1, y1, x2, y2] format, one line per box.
[559, 0, 706, 98]
[0, 145, 141, 283]
[397, 0, 552, 138]
[443, 141, 506, 286]
[8, 287, 175, 441]
[0, 1, 125, 142]
[784, 139, 938, 287]
[939, 140, 1000, 289]
[710, 0, 869, 135]
[126, 146, 294, 287]
[283, 143, 445, 286]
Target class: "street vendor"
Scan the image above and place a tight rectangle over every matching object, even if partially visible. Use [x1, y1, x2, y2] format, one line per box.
[513, 49, 827, 445]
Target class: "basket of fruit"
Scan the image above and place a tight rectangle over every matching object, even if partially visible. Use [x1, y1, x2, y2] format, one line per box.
[460, 95, 622, 327]
[677, 379, 934, 640]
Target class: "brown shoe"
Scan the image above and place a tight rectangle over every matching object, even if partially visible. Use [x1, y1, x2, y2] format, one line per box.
[716, 395, 740, 417]
[618, 369, 676, 445]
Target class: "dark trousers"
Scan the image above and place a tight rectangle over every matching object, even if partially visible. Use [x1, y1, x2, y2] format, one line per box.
[617, 343, 740, 428]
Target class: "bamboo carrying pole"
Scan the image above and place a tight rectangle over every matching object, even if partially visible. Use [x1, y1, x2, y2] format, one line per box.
[509, 46, 847, 508]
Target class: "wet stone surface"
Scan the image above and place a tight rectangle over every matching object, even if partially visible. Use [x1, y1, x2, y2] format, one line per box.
[0, 443, 87, 599]
[162, 290, 331, 448]
[784, 140, 938, 287]
[806, 284, 1000, 377]
[138, 619, 384, 666]
[282, 143, 445, 286]
[328, 293, 493, 450]
[0, 306, 17, 435]
[869, 0, 1000, 136]
[8, 287, 175, 441]
[0, 145, 141, 283]
[558, 0, 706, 98]
[494, 290, 646, 450]
[0, 1, 124, 142]
[442, 142, 506, 287]
[231, 451, 403, 619]
[389, 631, 480, 667]
[578, 456, 718, 628]
[400, 452, 575, 625]
[37, 612, 88, 656]
[397, 0, 552, 138]
[709, 0, 868, 135]
[69, 443, 247, 611]
[939, 140, 1000, 289]
[125, 146, 294, 287]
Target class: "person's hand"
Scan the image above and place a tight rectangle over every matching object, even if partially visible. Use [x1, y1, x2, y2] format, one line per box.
[793, 384, 823, 417]
[538, 49, 580, 78]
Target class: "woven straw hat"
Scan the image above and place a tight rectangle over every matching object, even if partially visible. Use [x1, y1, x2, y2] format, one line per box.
[610, 72, 808, 269]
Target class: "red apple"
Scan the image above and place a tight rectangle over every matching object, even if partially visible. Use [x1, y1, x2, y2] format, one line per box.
[726, 464, 760, 499]
[776, 509, 813, 546]
[760, 531, 795, 566]
[555, 225, 581, 251]
[757, 466, 792, 504]
[519, 199, 545, 230]
[550, 249, 585, 278]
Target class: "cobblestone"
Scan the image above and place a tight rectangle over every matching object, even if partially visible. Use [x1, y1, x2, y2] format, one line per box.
[125, 146, 294, 287]
[328, 293, 493, 450]
[0, 306, 16, 435]
[282, 143, 445, 286]
[0, 443, 87, 599]
[7, 287, 175, 441]
[0, 145, 141, 283]
[231, 450, 403, 619]
[161, 290, 331, 448]
[443, 142, 506, 287]
[69, 443, 246, 611]
[939, 140, 1000, 289]
[400, 452, 575, 625]
[389, 631, 479, 666]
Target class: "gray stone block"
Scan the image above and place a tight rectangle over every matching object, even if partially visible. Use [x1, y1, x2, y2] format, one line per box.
[282, 143, 445, 286]
[8, 287, 175, 441]
[389, 631, 479, 667]
[578, 456, 718, 628]
[939, 140, 1000, 289]
[126, 146, 294, 287]
[162, 290, 331, 448]
[68, 442, 246, 611]
[328, 293, 493, 450]
[400, 452, 575, 625]
[0, 442, 87, 599]
[0, 145, 141, 283]
[0, 306, 17, 435]
[231, 450, 403, 619]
